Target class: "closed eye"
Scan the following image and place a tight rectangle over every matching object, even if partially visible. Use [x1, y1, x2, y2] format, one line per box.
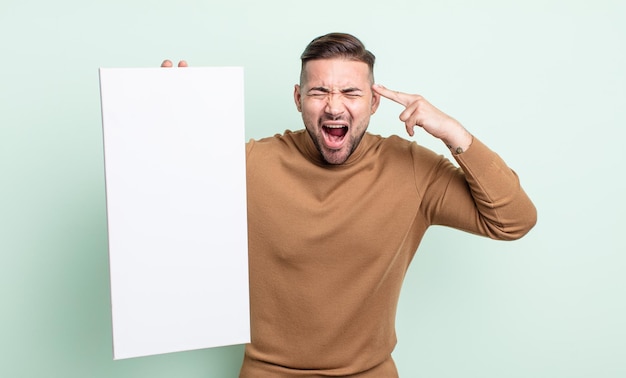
[308, 90, 328, 98]
[306, 87, 364, 99]
[342, 92, 363, 98]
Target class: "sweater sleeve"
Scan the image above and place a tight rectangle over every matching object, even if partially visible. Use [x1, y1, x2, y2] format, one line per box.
[421, 137, 537, 240]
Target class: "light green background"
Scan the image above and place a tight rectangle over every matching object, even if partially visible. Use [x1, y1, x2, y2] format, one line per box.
[1, 1, 624, 377]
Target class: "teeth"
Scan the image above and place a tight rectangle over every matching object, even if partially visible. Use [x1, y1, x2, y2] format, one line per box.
[325, 125, 345, 128]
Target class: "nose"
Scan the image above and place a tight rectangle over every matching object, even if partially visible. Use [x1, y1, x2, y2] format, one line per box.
[324, 92, 345, 116]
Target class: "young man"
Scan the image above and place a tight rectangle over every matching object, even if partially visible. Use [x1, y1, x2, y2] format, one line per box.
[165, 32, 536, 377]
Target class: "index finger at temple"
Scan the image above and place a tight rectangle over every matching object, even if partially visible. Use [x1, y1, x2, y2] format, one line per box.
[372, 84, 411, 107]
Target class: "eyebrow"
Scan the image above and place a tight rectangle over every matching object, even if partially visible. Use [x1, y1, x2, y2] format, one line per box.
[307, 86, 364, 94]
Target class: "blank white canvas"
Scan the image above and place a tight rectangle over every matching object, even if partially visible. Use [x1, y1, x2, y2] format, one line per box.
[99, 67, 249, 360]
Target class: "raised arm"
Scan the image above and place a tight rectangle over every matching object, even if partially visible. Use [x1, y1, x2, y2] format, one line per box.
[372, 84, 536, 239]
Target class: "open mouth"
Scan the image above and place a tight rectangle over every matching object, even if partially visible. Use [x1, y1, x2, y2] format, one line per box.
[322, 125, 348, 149]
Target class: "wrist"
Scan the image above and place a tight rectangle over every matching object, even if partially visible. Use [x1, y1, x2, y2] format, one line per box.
[442, 124, 472, 154]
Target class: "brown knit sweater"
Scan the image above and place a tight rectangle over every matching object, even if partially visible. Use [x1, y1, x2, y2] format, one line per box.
[240, 130, 536, 377]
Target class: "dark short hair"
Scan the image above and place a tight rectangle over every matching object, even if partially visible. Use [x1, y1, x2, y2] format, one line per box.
[299, 32, 376, 84]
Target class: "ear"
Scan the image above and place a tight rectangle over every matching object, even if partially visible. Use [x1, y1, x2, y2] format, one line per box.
[294, 84, 302, 112]
[370, 89, 381, 115]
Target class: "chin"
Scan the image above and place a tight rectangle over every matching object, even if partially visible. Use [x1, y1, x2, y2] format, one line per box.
[321, 148, 350, 165]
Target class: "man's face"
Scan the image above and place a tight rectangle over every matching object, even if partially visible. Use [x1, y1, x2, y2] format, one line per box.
[294, 58, 380, 165]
